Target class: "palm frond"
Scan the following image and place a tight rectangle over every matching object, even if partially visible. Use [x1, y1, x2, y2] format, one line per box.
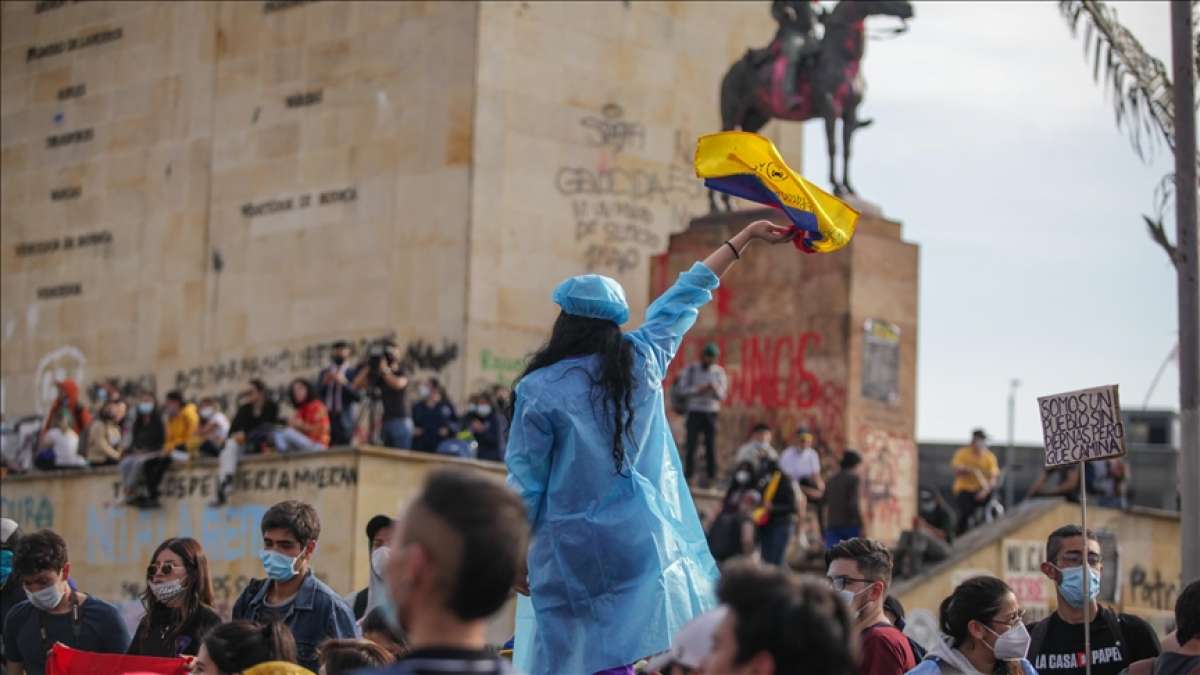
[1059, 0, 1176, 159]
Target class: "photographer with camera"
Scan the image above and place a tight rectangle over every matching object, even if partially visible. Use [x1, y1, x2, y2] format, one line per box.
[351, 339, 413, 450]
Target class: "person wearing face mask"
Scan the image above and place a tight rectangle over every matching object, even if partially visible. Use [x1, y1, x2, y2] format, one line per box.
[128, 537, 221, 657]
[318, 341, 361, 447]
[411, 378, 458, 454]
[232, 500, 359, 671]
[462, 393, 506, 462]
[825, 537, 917, 675]
[195, 397, 231, 459]
[706, 461, 762, 564]
[121, 392, 167, 505]
[85, 400, 126, 466]
[348, 515, 395, 620]
[2, 529, 130, 675]
[365, 469, 528, 675]
[1, 519, 25, 671]
[1025, 525, 1160, 675]
[907, 576, 1036, 675]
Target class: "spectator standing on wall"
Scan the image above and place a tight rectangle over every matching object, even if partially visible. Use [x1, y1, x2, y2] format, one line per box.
[195, 397, 231, 458]
[677, 342, 728, 486]
[318, 341, 361, 447]
[38, 379, 90, 446]
[2, 529, 131, 675]
[86, 400, 126, 466]
[1025, 525, 1160, 675]
[34, 410, 87, 470]
[352, 339, 412, 450]
[824, 450, 866, 548]
[127, 537, 221, 658]
[232, 500, 359, 671]
[271, 379, 330, 453]
[411, 378, 457, 453]
[951, 429, 999, 536]
[211, 380, 280, 507]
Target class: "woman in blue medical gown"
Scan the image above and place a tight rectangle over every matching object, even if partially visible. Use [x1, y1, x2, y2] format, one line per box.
[506, 220, 796, 675]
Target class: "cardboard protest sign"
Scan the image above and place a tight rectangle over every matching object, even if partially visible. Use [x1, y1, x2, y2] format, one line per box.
[1038, 384, 1126, 468]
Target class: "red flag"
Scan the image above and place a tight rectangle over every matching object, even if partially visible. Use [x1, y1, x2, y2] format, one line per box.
[46, 643, 190, 675]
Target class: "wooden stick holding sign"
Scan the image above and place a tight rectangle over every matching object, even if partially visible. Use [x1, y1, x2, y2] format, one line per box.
[1037, 384, 1126, 675]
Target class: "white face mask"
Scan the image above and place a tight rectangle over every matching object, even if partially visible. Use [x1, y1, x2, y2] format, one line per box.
[149, 579, 186, 604]
[371, 545, 391, 578]
[417, 386, 431, 399]
[985, 621, 1031, 660]
[477, 404, 492, 417]
[25, 582, 65, 611]
[837, 585, 873, 618]
[198, 407, 213, 420]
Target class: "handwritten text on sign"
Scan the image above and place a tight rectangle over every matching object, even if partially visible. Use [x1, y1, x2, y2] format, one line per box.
[1038, 384, 1126, 467]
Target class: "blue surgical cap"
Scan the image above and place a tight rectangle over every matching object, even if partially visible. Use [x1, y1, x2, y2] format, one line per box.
[552, 274, 630, 325]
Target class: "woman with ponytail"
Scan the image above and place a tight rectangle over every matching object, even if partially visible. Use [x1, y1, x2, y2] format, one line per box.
[907, 575, 1038, 675]
[128, 537, 220, 657]
[192, 620, 308, 675]
[506, 220, 795, 675]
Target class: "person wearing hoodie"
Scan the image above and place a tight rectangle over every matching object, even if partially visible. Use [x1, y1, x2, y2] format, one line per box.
[906, 575, 1036, 675]
[38, 379, 91, 445]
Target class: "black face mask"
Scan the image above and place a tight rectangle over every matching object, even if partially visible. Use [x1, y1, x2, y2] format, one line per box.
[331, 355, 346, 366]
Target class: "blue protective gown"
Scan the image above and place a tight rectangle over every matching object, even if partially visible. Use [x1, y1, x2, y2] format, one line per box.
[506, 262, 721, 675]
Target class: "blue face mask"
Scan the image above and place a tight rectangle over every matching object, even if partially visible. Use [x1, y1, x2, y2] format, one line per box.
[0, 550, 12, 586]
[259, 549, 299, 581]
[137, 402, 154, 415]
[1053, 564, 1101, 608]
[378, 575, 405, 637]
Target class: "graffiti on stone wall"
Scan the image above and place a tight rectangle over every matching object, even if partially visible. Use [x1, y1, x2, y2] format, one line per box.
[580, 103, 645, 153]
[480, 349, 526, 386]
[34, 346, 87, 414]
[0, 494, 56, 530]
[86, 502, 270, 565]
[860, 426, 915, 538]
[1129, 565, 1177, 611]
[107, 462, 358, 502]
[670, 331, 847, 454]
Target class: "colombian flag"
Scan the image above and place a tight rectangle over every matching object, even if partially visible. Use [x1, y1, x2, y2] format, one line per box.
[694, 131, 859, 254]
[46, 643, 190, 675]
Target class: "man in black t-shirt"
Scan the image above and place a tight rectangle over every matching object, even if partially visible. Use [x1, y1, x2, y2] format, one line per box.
[212, 379, 280, 506]
[1026, 524, 1160, 675]
[756, 458, 803, 566]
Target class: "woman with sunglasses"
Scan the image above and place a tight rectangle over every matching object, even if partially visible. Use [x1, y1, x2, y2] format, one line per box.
[907, 575, 1037, 675]
[128, 537, 221, 657]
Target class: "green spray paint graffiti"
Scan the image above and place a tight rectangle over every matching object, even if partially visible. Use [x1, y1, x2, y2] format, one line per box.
[480, 350, 526, 385]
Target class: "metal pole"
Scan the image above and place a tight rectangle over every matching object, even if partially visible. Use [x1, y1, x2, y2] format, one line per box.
[1080, 458, 1092, 675]
[1170, 0, 1200, 584]
[1006, 379, 1020, 507]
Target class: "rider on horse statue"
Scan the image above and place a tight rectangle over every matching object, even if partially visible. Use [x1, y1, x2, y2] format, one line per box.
[772, 0, 822, 107]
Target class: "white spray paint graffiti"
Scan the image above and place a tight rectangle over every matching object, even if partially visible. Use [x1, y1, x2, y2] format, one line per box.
[34, 346, 87, 414]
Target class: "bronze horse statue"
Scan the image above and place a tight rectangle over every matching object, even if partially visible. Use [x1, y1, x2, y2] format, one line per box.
[712, 0, 913, 210]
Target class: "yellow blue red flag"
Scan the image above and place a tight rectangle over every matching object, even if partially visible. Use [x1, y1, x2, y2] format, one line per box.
[694, 131, 859, 254]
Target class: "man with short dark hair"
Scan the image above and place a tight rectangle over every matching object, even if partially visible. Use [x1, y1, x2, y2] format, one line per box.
[232, 500, 358, 671]
[349, 514, 395, 620]
[825, 538, 916, 675]
[678, 342, 728, 484]
[1026, 525, 1160, 675]
[2, 529, 130, 675]
[702, 560, 856, 675]
[367, 469, 529, 675]
[318, 340, 360, 446]
[212, 379, 281, 506]
[950, 428, 999, 535]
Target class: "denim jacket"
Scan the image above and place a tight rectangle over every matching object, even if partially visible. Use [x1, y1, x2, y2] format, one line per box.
[232, 572, 359, 671]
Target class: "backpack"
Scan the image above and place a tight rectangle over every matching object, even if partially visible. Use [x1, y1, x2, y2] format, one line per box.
[669, 365, 694, 415]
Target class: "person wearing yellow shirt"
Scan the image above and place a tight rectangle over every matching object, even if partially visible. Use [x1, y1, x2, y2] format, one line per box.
[951, 428, 999, 535]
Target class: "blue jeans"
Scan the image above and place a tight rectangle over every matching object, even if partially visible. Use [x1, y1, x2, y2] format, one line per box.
[759, 516, 794, 565]
[381, 417, 413, 449]
[272, 427, 324, 453]
[824, 526, 862, 550]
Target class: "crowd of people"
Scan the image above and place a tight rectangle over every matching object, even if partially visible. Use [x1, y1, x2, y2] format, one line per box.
[8, 338, 512, 507]
[0, 473, 1192, 675]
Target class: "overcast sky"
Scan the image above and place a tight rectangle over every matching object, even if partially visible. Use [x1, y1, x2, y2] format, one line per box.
[799, 1, 1181, 444]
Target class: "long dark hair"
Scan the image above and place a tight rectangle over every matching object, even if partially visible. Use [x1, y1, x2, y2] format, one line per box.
[939, 575, 1023, 674]
[202, 620, 297, 672]
[141, 537, 215, 629]
[513, 311, 635, 473]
